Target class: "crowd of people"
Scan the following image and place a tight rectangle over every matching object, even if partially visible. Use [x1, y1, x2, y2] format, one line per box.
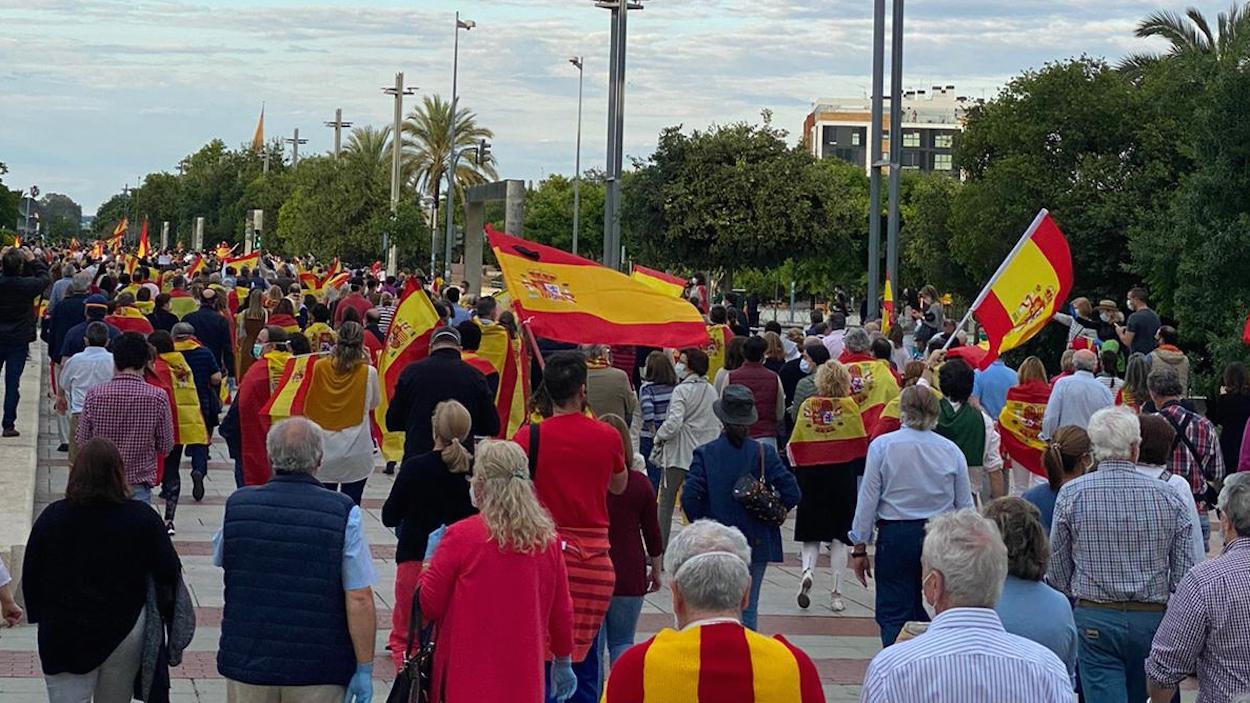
[0, 239, 1249, 702]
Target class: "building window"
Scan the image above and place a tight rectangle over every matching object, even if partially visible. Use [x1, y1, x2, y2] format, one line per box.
[934, 133, 954, 149]
[934, 153, 953, 171]
[903, 132, 920, 148]
[851, 132, 861, 146]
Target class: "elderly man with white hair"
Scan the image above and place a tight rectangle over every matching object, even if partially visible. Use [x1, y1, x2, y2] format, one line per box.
[850, 385, 975, 647]
[601, 520, 826, 702]
[1047, 406, 1196, 703]
[213, 418, 377, 703]
[1040, 348, 1113, 439]
[1147, 472, 1250, 703]
[861, 509, 1071, 702]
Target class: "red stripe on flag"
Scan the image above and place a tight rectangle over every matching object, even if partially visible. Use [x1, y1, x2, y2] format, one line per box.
[603, 637, 651, 703]
[787, 439, 868, 467]
[698, 623, 756, 701]
[514, 304, 709, 349]
[1030, 215, 1074, 288]
[287, 356, 318, 417]
[973, 293, 1015, 367]
[1001, 431, 1046, 477]
[775, 635, 826, 703]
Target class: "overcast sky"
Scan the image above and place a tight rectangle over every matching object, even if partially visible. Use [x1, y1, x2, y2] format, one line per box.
[0, 0, 1203, 213]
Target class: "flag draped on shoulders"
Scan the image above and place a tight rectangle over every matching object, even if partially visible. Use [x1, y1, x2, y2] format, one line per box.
[844, 358, 900, 434]
[375, 278, 440, 462]
[168, 292, 199, 319]
[488, 227, 708, 348]
[966, 209, 1073, 369]
[705, 324, 733, 384]
[474, 321, 529, 438]
[630, 265, 687, 298]
[787, 395, 868, 466]
[150, 353, 209, 447]
[263, 355, 369, 432]
[997, 380, 1051, 478]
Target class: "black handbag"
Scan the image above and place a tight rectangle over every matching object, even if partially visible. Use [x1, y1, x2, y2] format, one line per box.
[386, 587, 437, 703]
[732, 444, 789, 526]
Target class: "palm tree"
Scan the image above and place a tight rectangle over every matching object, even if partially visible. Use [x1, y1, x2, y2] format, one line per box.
[1119, 3, 1250, 77]
[343, 125, 393, 170]
[400, 94, 497, 212]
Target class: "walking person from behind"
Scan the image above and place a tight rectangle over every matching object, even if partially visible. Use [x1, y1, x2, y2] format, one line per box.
[653, 348, 721, 546]
[0, 244, 50, 436]
[214, 417, 377, 703]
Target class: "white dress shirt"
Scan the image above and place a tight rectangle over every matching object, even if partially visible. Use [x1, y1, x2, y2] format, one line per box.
[58, 346, 115, 414]
[1135, 463, 1207, 566]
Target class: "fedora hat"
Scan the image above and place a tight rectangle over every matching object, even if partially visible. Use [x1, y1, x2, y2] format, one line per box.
[714, 384, 758, 426]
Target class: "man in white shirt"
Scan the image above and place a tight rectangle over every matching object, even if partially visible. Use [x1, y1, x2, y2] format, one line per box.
[822, 312, 847, 361]
[57, 321, 116, 464]
[1136, 414, 1207, 565]
[861, 509, 1071, 703]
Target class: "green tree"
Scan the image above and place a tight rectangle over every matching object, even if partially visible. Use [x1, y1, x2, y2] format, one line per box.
[344, 125, 393, 171]
[522, 172, 606, 255]
[1120, 4, 1250, 77]
[0, 162, 20, 236]
[37, 193, 82, 240]
[400, 95, 497, 219]
[93, 193, 130, 238]
[900, 172, 972, 298]
[274, 155, 390, 262]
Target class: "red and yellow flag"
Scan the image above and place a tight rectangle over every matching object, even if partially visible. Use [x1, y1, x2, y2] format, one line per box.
[153, 352, 209, 446]
[787, 396, 868, 467]
[136, 219, 151, 259]
[845, 358, 901, 434]
[224, 250, 261, 271]
[882, 279, 895, 336]
[263, 354, 370, 432]
[630, 265, 686, 299]
[215, 242, 236, 260]
[375, 278, 441, 461]
[187, 254, 206, 278]
[12, 235, 21, 247]
[89, 241, 104, 259]
[705, 324, 734, 384]
[108, 217, 127, 252]
[997, 381, 1051, 478]
[488, 227, 708, 348]
[475, 321, 529, 438]
[251, 105, 265, 152]
[967, 209, 1073, 370]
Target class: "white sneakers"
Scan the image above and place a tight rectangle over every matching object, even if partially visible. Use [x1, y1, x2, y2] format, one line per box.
[797, 569, 814, 609]
[831, 594, 846, 612]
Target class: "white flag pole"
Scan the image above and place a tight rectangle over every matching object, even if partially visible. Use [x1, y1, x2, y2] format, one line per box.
[943, 208, 1050, 351]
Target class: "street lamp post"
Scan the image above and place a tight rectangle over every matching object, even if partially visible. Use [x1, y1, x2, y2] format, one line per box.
[569, 56, 584, 256]
[594, 0, 643, 271]
[422, 195, 438, 278]
[383, 74, 416, 275]
[866, 0, 886, 320]
[885, 0, 905, 314]
[442, 11, 476, 281]
[325, 108, 354, 159]
[23, 185, 39, 238]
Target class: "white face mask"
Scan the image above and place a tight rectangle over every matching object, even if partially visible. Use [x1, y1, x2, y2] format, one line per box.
[800, 359, 812, 374]
[1100, 312, 1111, 322]
[675, 362, 688, 379]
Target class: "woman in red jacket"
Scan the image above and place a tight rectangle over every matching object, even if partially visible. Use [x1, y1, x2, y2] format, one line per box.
[420, 440, 576, 702]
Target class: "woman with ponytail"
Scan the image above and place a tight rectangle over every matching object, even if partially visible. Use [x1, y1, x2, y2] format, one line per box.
[1022, 425, 1092, 534]
[381, 400, 475, 672]
[420, 440, 576, 702]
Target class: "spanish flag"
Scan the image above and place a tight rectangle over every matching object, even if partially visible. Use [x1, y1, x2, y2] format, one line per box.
[224, 251, 261, 271]
[997, 381, 1051, 478]
[882, 279, 895, 336]
[263, 354, 370, 432]
[705, 324, 734, 384]
[327, 256, 343, 278]
[215, 242, 236, 260]
[965, 209, 1073, 370]
[630, 265, 686, 298]
[845, 358, 901, 434]
[488, 227, 708, 348]
[187, 254, 206, 278]
[475, 321, 528, 438]
[168, 292, 199, 319]
[603, 622, 825, 703]
[152, 353, 209, 446]
[108, 217, 127, 252]
[787, 395, 869, 466]
[12, 235, 21, 247]
[136, 219, 151, 259]
[376, 278, 440, 461]
[90, 241, 104, 259]
[251, 105, 265, 152]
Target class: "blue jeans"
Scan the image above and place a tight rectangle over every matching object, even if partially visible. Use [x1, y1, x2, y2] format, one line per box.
[603, 596, 644, 665]
[546, 627, 604, 703]
[1197, 505, 1210, 553]
[0, 343, 27, 429]
[639, 436, 662, 492]
[233, 457, 244, 489]
[131, 484, 152, 504]
[1073, 605, 1165, 703]
[874, 519, 929, 647]
[743, 562, 768, 631]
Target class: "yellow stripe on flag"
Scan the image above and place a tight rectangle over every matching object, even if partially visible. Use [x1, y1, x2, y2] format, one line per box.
[375, 279, 441, 462]
[642, 629, 701, 703]
[159, 353, 208, 446]
[744, 628, 803, 702]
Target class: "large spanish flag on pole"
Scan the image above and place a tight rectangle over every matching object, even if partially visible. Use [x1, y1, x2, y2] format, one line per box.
[223, 251, 261, 271]
[136, 219, 151, 259]
[787, 396, 869, 466]
[376, 278, 441, 461]
[630, 265, 686, 298]
[997, 380, 1051, 479]
[108, 217, 127, 252]
[262, 354, 370, 432]
[954, 209, 1073, 370]
[488, 227, 708, 348]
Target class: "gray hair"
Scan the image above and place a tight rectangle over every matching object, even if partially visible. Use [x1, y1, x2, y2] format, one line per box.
[1147, 365, 1184, 398]
[61, 262, 77, 278]
[923, 508, 1009, 608]
[899, 385, 940, 431]
[1072, 349, 1097, 372]
[665, 520, 752, 613]
[171, 322, 196, 338]
[71, 270, 92, 293]
[1219, 472, 1250, 537]
[266, 417, 324, 475]
[844, 327, 871, 354]
[1087, 406, 1141, 463]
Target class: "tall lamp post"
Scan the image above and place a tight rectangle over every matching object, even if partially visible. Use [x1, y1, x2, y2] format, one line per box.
[383, 73, 415, 275]
[884, 0, 905, 316]
[569, 56, 584, 256]
[442, 12, 476, 281]
[866, 0, 885, 321]
[594, 0, 643, 270]
[22, 185, 39, 238]
[422, 195, 438, 278]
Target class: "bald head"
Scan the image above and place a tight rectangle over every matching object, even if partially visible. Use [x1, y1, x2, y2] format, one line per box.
[1073, 349, 1098, 373]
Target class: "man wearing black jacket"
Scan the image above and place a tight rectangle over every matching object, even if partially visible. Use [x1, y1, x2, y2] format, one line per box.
[0, 246, 51, 436]
[386, 325, 499, 461]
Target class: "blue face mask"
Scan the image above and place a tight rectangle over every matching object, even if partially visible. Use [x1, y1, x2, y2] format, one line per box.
[252, 343, 265, 359]
[800, 359, 812, 374]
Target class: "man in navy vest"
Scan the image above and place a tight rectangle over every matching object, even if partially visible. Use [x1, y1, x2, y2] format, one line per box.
[213, 417, 377, 703]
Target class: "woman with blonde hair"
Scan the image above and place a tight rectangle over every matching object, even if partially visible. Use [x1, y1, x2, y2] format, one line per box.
[788, 361, 868, 613]
[309, 321, 380, 505]
[1022, 425, 1091, 533]
[420, 440, 576, 703]
[382, 400, 475, 671]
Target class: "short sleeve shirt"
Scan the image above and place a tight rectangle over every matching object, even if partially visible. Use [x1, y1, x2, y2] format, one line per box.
[514, 413, 627, 529]
[1126, 308, 1161, 355]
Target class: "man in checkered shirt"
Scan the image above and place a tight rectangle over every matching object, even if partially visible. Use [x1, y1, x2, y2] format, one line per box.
[75, 332, 174, 504]
[1147, 472, 1250, 703]
[1047, 406, 1197, 703]
[1146, 364, 1226, 550]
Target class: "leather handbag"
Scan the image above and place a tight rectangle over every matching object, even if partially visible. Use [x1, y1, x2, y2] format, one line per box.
[732, 444, 789, 526]
[386, 587, 437, 703]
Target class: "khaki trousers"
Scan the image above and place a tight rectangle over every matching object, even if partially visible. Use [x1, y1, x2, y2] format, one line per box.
[226, 681, 346, 703]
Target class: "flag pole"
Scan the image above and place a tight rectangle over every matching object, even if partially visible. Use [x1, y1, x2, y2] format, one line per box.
[521, 320, 545, 371]
[943, 208, 1049, 351]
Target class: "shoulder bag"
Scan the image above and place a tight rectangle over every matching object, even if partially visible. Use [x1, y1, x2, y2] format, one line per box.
[732, 443, 790, 526]
[386, 587, 437, 703]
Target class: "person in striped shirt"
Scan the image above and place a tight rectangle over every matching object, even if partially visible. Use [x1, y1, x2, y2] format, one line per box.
[861, 509, 1071, 703]
[602, 520, 825, 703]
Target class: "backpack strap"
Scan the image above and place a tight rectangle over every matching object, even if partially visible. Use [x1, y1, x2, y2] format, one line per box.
[1161, 408, 1207, 479]
[528, 422, 540, 479]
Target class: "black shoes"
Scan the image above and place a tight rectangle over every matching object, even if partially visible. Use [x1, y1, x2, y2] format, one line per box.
[192, 472, 205, 502]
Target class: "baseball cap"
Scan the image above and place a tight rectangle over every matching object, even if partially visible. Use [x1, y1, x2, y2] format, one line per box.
[430, 326, 461, 348]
